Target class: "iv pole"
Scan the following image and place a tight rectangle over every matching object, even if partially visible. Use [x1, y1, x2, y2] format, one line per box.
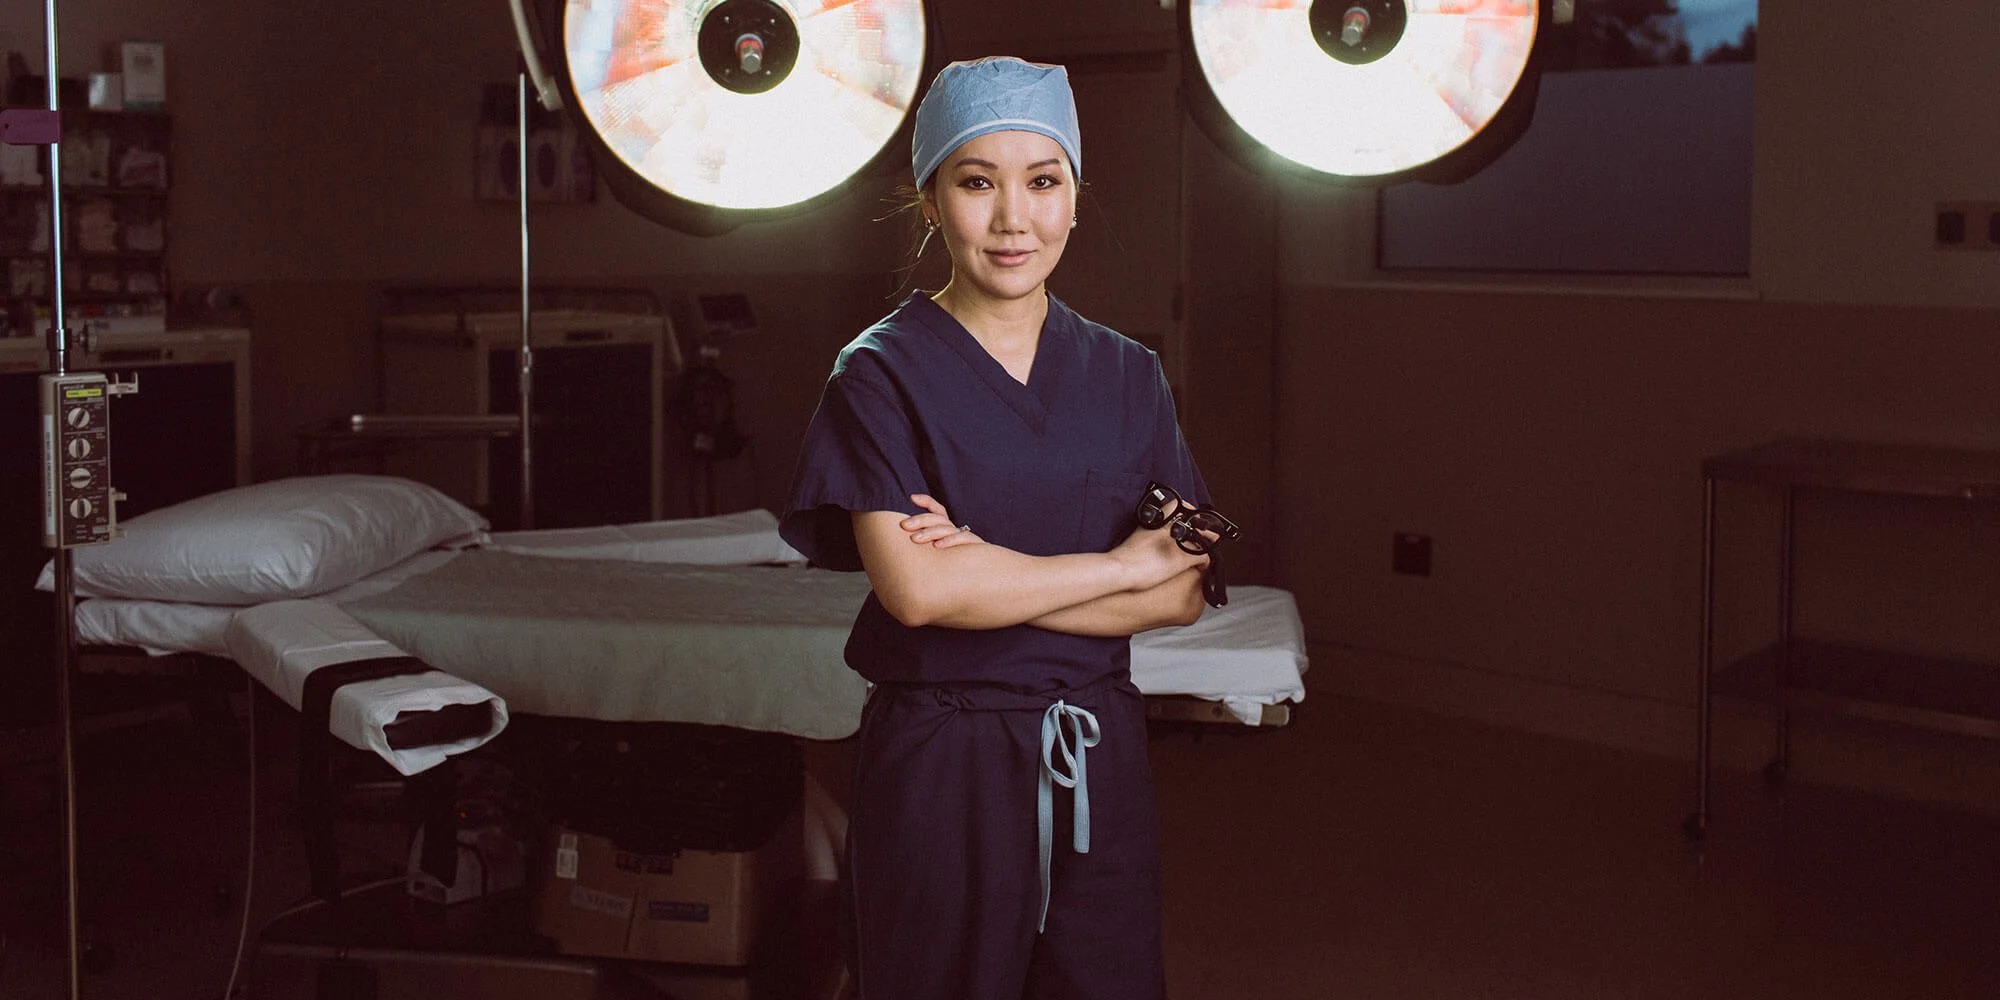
[516, 72, 534, 530]
[328, 71, 537, 526]
[510, 0, 563, 531]
[4, 27, 536, 1000]
[31, 0, 85, 996]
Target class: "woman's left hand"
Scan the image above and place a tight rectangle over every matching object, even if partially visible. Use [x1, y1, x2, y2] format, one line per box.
[901, 493, 984, 548]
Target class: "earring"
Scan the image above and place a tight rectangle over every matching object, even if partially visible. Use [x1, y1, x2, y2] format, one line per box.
[1070, 216, 1078, 229]
[924, 217, 939, 232]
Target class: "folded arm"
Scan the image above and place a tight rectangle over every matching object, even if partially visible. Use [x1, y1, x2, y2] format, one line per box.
[853, 504, 1206, 632]
[1024, 567, 1207, 637]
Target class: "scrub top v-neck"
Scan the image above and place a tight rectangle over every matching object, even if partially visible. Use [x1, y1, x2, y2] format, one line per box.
[781, 292, 1208, 694]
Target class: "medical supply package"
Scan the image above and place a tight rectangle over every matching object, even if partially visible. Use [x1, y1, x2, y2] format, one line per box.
[534, 806, 804, 966]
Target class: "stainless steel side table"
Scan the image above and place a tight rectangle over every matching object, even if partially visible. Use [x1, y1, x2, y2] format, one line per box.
[1685, 439, 2000, 841]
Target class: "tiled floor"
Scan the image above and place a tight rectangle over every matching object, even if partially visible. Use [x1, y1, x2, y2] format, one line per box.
[4, 693, 1998, 999]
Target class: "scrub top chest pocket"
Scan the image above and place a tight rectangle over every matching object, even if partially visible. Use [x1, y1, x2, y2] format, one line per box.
[1079, 469, 1153, 553]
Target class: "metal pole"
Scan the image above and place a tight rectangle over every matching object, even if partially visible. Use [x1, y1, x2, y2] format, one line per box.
[42, 11, 67, 377]
[516, 73, 535, 530]
[40, 1, 85, 995]
[1773, 487, 1795, 779]
[1691, 475, 1716, 841]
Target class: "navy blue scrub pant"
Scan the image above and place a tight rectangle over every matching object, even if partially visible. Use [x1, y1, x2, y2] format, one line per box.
[846, 675, 1166, 1000]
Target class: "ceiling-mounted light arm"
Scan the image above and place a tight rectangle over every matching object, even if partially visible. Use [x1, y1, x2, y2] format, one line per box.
[510, 0, 564, 111]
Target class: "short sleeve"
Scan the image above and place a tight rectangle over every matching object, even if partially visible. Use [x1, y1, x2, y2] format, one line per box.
[779, 368, 930, 571]
[1147, 360, 1210, 508]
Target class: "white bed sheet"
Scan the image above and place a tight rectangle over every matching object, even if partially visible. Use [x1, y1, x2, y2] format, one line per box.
[61, 509, 799, 657]
[342, 552, 871, 739]
[484, 508, 805, 565]
[76, 573, 1306, 727]
[1134, 587, 1308, 725]
[72, 516, 1308, 730]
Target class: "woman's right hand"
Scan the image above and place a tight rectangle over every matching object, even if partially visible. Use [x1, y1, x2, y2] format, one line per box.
[1109, 521, 1209, 591]
[902, 493, 984, 548]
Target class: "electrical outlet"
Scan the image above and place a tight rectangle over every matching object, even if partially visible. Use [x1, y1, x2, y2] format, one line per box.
[1936, 207, 1967, 247]
[1935, 201, 2000, 250]
[1392, 532, 1431, 577]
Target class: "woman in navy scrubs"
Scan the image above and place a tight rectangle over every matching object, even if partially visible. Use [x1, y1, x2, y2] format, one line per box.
[780, 56, 1213, 1000]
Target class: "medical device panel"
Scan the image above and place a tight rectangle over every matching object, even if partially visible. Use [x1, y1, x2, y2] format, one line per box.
[40, 371, 129, 549]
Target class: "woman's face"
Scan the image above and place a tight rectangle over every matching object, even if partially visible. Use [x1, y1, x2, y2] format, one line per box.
[926, 129, 1077, 307]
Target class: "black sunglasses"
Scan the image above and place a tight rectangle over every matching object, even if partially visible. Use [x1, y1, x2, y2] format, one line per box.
[1134, 482, 1241, 556]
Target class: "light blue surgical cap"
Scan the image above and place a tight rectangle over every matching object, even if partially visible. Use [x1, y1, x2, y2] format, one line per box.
[911, 57, 1082, 190]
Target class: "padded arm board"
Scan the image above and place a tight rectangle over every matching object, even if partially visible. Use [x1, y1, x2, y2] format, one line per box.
[224, 600, 511, 774]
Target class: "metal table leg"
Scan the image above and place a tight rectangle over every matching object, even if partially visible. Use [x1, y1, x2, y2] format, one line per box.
[1687, 475, 1717, 842]
[1768, 487, 1796, 786]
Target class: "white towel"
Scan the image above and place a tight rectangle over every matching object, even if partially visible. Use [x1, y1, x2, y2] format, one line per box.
[224, 600, 508, 775]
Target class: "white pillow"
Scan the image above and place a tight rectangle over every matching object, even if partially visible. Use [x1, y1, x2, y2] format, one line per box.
[38, 475, 489, 605]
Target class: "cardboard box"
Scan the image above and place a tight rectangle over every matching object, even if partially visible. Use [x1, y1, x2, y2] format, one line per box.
[535, 807, 804, 967]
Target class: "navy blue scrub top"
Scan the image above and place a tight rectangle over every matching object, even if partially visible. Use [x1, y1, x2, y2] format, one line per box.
[780, 292, 1208, 694]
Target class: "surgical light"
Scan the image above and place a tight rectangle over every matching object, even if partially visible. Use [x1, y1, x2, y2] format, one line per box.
[1182, 0, 1546, 184]
[539, 0, 929, 233]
